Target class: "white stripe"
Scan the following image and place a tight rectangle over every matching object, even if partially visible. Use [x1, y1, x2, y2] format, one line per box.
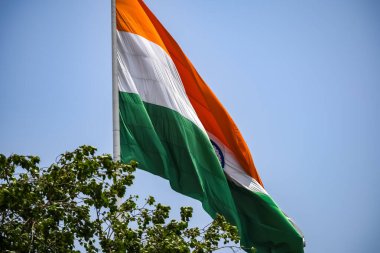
[117, 31, 266, 195]
[208, 132, 268, 195]
[116, 31, 206, 134]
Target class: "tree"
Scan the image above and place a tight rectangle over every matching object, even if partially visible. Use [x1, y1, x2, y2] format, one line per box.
[0, 145, 245, 252]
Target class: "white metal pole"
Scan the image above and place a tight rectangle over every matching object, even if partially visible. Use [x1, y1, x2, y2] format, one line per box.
[111, 0, 120, 161]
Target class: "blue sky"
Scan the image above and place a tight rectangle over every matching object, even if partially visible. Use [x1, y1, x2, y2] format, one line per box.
[1, 1, 379, 252]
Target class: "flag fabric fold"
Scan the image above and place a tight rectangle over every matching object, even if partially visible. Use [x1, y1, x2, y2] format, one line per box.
[115, 1, 304, 252]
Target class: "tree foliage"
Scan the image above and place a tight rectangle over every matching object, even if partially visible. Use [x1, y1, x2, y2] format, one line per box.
[0, 146, 243, 252]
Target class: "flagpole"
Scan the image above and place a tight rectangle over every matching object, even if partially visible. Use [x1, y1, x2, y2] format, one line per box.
[111, 0, 120, 161]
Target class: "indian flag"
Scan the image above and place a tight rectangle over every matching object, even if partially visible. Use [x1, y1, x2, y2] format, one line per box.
[112, 0, 304, 252]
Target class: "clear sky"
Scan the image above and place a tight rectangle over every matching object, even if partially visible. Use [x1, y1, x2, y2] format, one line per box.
[1, 1, 379, 252]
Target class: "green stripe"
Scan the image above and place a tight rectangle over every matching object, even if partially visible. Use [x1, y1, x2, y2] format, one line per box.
[228, 181, 304, 253]
[119, 92, 304, 253]
[119, 92, 240, 225]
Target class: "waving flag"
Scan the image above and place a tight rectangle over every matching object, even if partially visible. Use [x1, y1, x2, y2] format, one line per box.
[112, 0, 304, 252]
